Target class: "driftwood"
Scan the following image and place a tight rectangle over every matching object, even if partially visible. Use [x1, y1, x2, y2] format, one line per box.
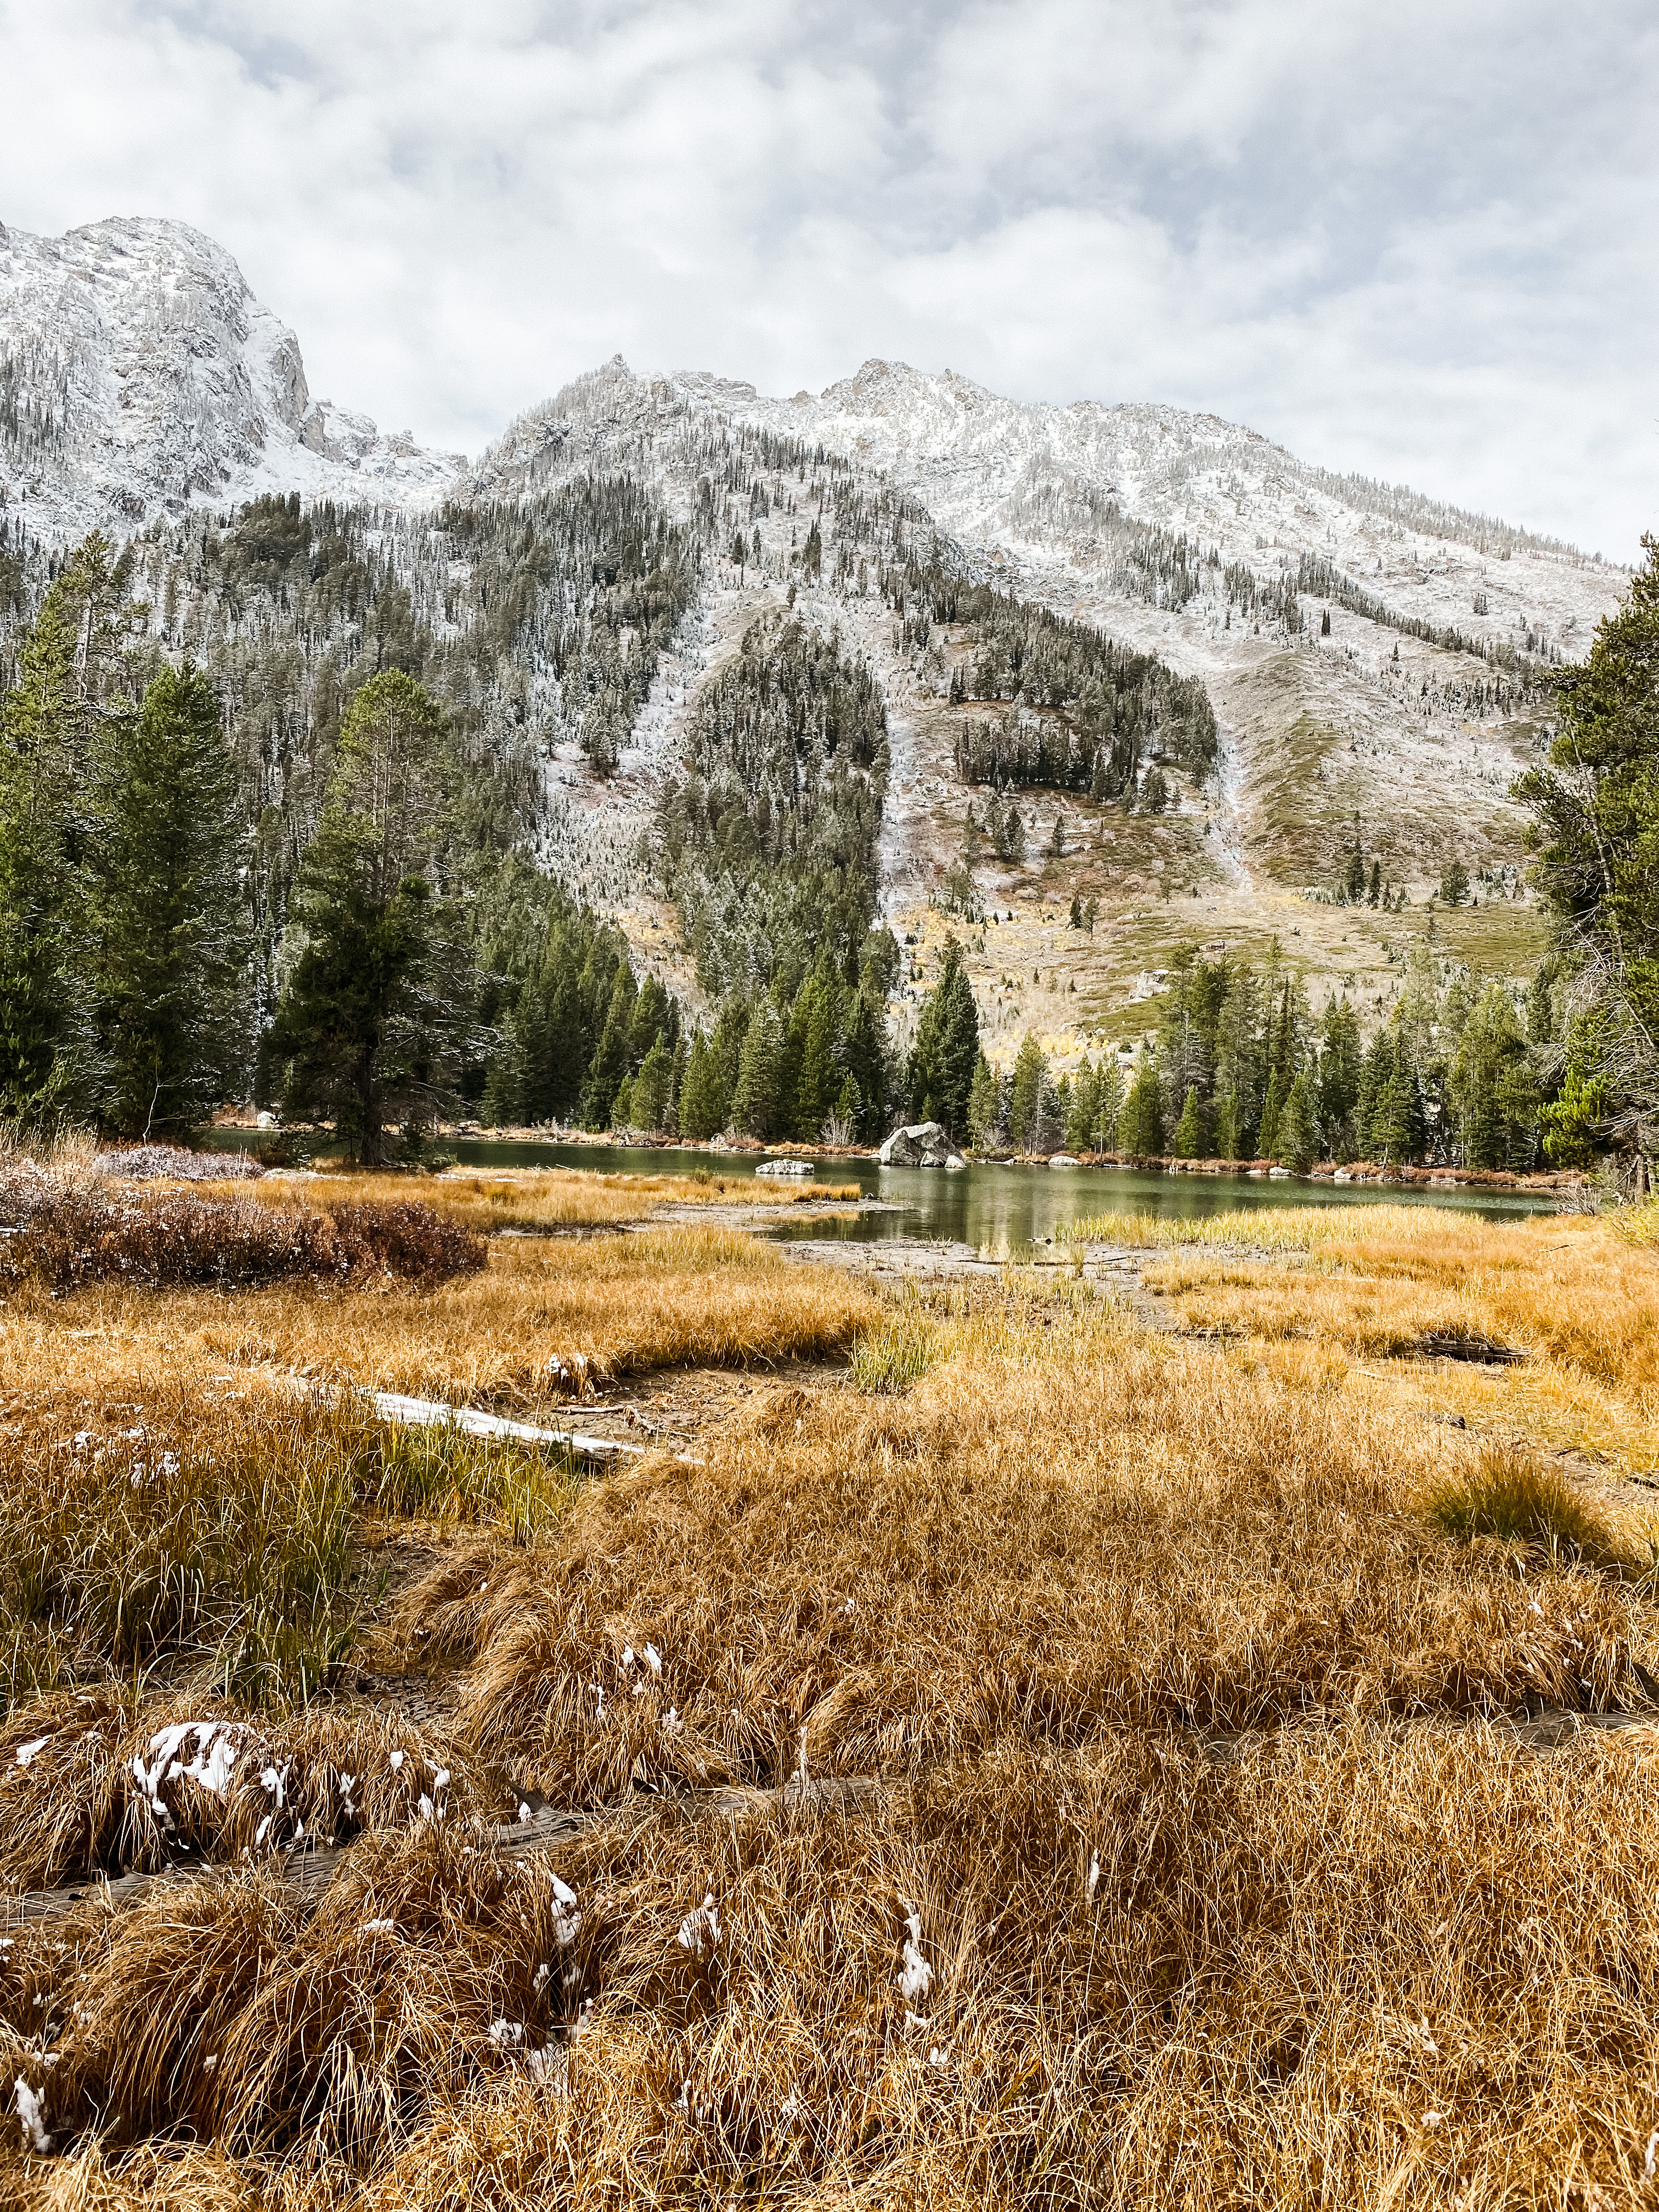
[4, 1776, 884, 1925]
[1417, 1331, 1528, 1365]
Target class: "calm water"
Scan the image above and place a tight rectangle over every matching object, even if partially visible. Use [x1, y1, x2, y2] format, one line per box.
[440, 1137, 1558, 1257]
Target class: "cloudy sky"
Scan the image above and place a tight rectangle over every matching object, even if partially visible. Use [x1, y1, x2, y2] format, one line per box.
[2, 0, 1655, 556]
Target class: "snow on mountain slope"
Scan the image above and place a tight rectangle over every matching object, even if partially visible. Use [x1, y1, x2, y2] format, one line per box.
[0, 216, 458, 544]
[681, 357, 1618, 665]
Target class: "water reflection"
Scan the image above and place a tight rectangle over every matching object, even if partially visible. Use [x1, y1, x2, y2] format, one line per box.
[441, 1138, 1555, 1259]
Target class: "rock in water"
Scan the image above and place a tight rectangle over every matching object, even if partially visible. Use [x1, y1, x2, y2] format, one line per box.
[878, 1122, 963, 1170]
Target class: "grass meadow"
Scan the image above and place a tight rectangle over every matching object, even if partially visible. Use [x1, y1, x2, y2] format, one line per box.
[2, 1164, 1658, 2207]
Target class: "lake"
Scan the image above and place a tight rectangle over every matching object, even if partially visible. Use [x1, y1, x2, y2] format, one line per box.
[440, 1137, 1560, 1256]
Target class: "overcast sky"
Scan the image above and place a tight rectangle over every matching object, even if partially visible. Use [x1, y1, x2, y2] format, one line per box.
[2, 0, 1655, 557]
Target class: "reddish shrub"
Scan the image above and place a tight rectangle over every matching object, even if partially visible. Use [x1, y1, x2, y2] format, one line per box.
[0, 1190, 486, 1293]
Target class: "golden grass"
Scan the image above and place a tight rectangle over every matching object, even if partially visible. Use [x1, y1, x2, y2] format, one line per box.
[382, 1309, 1658, 1806]
[0, 1226, 880, 1413]
[246, 1166, 862, 1232]
[0, 1695, 472, 1891]
[1127, 1209, 1659, 1476]
[4, 1216, 1659, 2205]
[12, 1731, 1659, 2207]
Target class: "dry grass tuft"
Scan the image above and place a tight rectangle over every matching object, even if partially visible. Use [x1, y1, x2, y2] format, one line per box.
[0, 1400, 364, 1705]
[385, 1311, 1659, 1804]
[13, 1733, 1659, 2206]
[0, 1695, 476, 1891]
[1424, 1441, 1633, 1564]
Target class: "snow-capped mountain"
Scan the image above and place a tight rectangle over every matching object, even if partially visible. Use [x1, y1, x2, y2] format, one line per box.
[678, 357, 1615, 670]
[0, 213, 1633, 997]
[0, 216, 458, 543]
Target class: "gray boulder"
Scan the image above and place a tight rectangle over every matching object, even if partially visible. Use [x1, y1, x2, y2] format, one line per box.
[879, 1121, 966, 1170]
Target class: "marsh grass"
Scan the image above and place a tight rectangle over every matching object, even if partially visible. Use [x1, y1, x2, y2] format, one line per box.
[848, 1299, 938, 1393]
[5, 1206, 1659, 2207]
[393, 1315, 1658, 1808]
[0, 1402, 363, 1705]
[0, 1697, 471, 1891]
[0, 1396, 584, 1716]
[1424, 1441, 1630, 1562]
[371, 1423, 580, 1546]
[11, 1733, 1659, 2207]
[254, 1166, 863, 1234]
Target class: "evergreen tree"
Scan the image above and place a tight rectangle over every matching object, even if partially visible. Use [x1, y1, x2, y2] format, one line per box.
[730, 999, 784, 1137]
[632, 1032, 675, 1132]
[678, 1031, 725, 1141]
[581, 966, 637, 1130]
[790, 956, 842, 1138]
[1368, 1029, 1427, 1164]
[967, 1052, 998, 1151]
[907, 934, 979, 1134]
[1173, 1085, 1206, 1158]
[1120, 1052, 1165, 1155]
[840, 986, 890, 1140]
[0, 535, 140, 1121]
[1316, 995, 1363, 1162]
[1277, 1066, 1317, 1170]
[268, 671, 462, 1164]
[1256, 1064, 1286, 1160]
[1008, 1034, 1048, 1151]
[90, 663, 250, 1136]
[1451, 984, 1536, 1169]
[1214, 1090, 1240, 1160]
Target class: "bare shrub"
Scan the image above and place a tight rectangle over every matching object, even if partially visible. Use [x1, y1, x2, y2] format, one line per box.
[0, 1190, 486, 1293]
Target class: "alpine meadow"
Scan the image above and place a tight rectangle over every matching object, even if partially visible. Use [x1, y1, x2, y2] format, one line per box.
[1, 183, 1657, 2212]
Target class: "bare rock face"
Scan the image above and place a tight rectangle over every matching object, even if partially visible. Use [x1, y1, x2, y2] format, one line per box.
[0, 216, 459, 544]
[879, 1122, 967, 1170]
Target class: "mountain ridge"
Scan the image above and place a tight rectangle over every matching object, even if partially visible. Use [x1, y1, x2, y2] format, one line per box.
[0, 213, 1626, 1049]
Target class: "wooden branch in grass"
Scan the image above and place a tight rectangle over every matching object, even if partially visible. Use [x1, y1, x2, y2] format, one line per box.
[352, 1388, 702, 1466]
[4, 1775, 885, 1925]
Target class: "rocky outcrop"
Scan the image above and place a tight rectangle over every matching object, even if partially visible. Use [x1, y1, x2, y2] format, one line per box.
[878, 1122, 967, 1170]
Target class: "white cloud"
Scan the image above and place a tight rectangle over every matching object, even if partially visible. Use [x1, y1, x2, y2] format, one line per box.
[0, 0, 1653, 555]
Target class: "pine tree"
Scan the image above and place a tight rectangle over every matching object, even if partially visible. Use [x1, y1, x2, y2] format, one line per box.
[1316, 996, 1363, 1163]
[0, 582, 95, 1119]
[840, 988, 890, 1140]
[633, 1032, 675, 1132]
[1173, 1085, 1206, 1158]
[967, 1052, 998, 1150]
[1345, 826, 1366, 903]
[730, 1000, 784, 1138]
[0, 537, 138, 1121]
[1214, 1090, 1240, 1160]
[581, 967, 636, 1131]
[679, 1029, 728, 1141]
[791, 957, 841, 1138]
[907, 935, 979, 1135]
[90, 663, 250, 1136]
[1119, 1052, 1165, 1155]
[1277, 1066, 1317, 1170]
[1256, 1064, 1286, 1159]
[268, 671, 462, 1164]
[1008, 1034, 1048, 1151]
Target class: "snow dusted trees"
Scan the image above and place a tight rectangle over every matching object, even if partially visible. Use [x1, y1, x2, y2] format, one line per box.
[269, 672, 466, 1164]
[0, 538, 249, 1133]
[1516, 535, 1659, 1167]
[91, 663, 250, 1136]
